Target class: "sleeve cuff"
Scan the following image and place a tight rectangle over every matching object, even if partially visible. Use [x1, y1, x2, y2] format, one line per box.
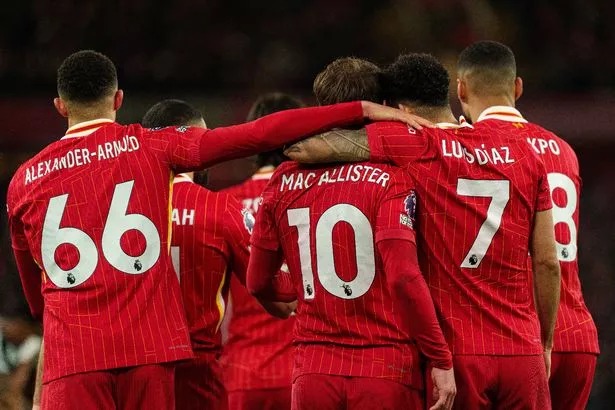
[375, 229, 415, 244]
[366, 123, 389, 163]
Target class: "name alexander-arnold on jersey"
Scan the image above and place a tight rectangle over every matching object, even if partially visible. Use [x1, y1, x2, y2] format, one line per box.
[24, 135, 140, 185]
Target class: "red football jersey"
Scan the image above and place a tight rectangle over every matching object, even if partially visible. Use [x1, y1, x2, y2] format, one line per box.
[221, 166, 295, 391]
[170, 174, 251, 354]
[367, 120, 552, 355]
[6, 102, 365, 382]
[250, 161, 424, 388]
[475, 106, 599, 354]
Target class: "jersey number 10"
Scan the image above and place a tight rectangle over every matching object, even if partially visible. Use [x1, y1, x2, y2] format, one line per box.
[287, 204, 376, 301]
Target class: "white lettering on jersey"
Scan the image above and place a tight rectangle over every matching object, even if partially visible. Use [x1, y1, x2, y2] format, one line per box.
[280, 165, 389, 192]
[25, 136, 140, 185]
[441, 140, 515, 166]
[527, 137, 560, 156]
[172, 208, 195, 226]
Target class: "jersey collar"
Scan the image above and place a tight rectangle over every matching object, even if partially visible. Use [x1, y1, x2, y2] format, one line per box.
[62, 119, 115, 139]
[251, 165, 276, 180]
[475, 106, 528, 123]
[435, 120, 473, 130]
[173, 173, 194, 184]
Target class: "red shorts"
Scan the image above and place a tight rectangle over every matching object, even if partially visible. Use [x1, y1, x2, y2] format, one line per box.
[41, 363, 174, 410]
[175, 355, 227, 410]
[427, 355, 549, 410]
[227, 387, 292, 410]
[550, 352, 597, 410]
[291, 374, 423, 410]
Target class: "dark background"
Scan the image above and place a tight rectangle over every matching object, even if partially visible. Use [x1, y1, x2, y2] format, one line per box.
[0, 0, 613, 407]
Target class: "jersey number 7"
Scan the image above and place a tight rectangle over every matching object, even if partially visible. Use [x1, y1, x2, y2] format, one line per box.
[457, 179, 510, 268]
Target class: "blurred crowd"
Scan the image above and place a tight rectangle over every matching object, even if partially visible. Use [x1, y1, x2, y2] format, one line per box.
[0, 0, 614, 408]
[0, 0, 613, 95]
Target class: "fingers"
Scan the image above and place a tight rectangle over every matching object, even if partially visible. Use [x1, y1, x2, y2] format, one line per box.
[429, 387, 455, 410]
[429, 396, 447, 410]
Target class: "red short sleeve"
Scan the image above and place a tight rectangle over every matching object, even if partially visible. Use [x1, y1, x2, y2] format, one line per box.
[366, 122, 429, 168]
[250, 186, 280, 252]
[375, 168, 417, 244]
[536, 158, 553, 212]
[222, 194, 253, 283]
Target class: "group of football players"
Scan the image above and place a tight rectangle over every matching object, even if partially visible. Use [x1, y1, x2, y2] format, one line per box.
[5, 40, 598, 410]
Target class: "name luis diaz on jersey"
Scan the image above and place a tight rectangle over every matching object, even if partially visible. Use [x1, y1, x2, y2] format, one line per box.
[24, 135, 140, 185]
[441, 139, 515, 165]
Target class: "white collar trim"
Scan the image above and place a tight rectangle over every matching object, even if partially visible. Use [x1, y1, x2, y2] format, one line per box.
[476, 106, 528, 123]
[62, 119, 114, 139]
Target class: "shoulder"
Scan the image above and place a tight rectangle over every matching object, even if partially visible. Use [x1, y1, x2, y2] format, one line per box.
[267, 162, 299, 186]
[366, 121, 421, 138]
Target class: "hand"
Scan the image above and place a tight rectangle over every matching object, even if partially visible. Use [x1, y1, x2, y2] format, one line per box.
[360, 101, 434, 129]
[430, 367, 456, 410]
[32, 405, 41, 410]
[544, 347, 552, 379]
[259, 299, 297, 319]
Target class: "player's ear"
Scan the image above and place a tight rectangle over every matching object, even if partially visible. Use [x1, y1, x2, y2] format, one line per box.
[514, 77, 523, 101]
[113, 89, 124, 111]
[457, 78, 468, 103]
[53, 97, 69, 118]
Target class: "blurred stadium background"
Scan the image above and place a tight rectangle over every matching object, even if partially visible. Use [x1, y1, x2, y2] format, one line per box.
[0, 1, 613, 408]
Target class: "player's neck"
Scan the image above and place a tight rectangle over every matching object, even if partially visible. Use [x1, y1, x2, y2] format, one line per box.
[413, 106, 457, 125]
[469, 95, 515, 123]
[67, 111, 116, 129]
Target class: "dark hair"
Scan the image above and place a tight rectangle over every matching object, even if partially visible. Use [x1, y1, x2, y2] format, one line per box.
[313, 57, 382, 105]
[457, 40, 516, 74]
[381, 53, 450, 107]
[457, 41, 517, 95]
[141, 99, 203, 128]
[247, 92, 304, 122]
[57, 50, 118, 103]
[247, 93, 304, 168]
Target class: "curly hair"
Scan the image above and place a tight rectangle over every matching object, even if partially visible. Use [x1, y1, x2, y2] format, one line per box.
[57, 50, 118, 103]
[381, 53, 450, 107]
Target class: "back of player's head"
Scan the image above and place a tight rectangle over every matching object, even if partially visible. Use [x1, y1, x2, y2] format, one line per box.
[247, 93, 304, 168]
[313, 57, 382, 105]
[381, 53, 450, 108]
[57, 50, 118, 103]
[141, 99, 205, 128]
[246, 92, 304, 121]
[457, 41, 517, 97]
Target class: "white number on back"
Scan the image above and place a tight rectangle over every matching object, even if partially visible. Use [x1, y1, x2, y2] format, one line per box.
[171, 246, 181, 282]
[287, 204, 376, 300]
[547, 173, 577, 261]
[41, 180, 161, 288]
[457, 179, 510, 268]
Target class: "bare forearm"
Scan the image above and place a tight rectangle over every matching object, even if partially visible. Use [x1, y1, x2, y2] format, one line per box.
[32, 340, 43, 407]
[533, 260, 561, 348]
[284, 128, 370, 164]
